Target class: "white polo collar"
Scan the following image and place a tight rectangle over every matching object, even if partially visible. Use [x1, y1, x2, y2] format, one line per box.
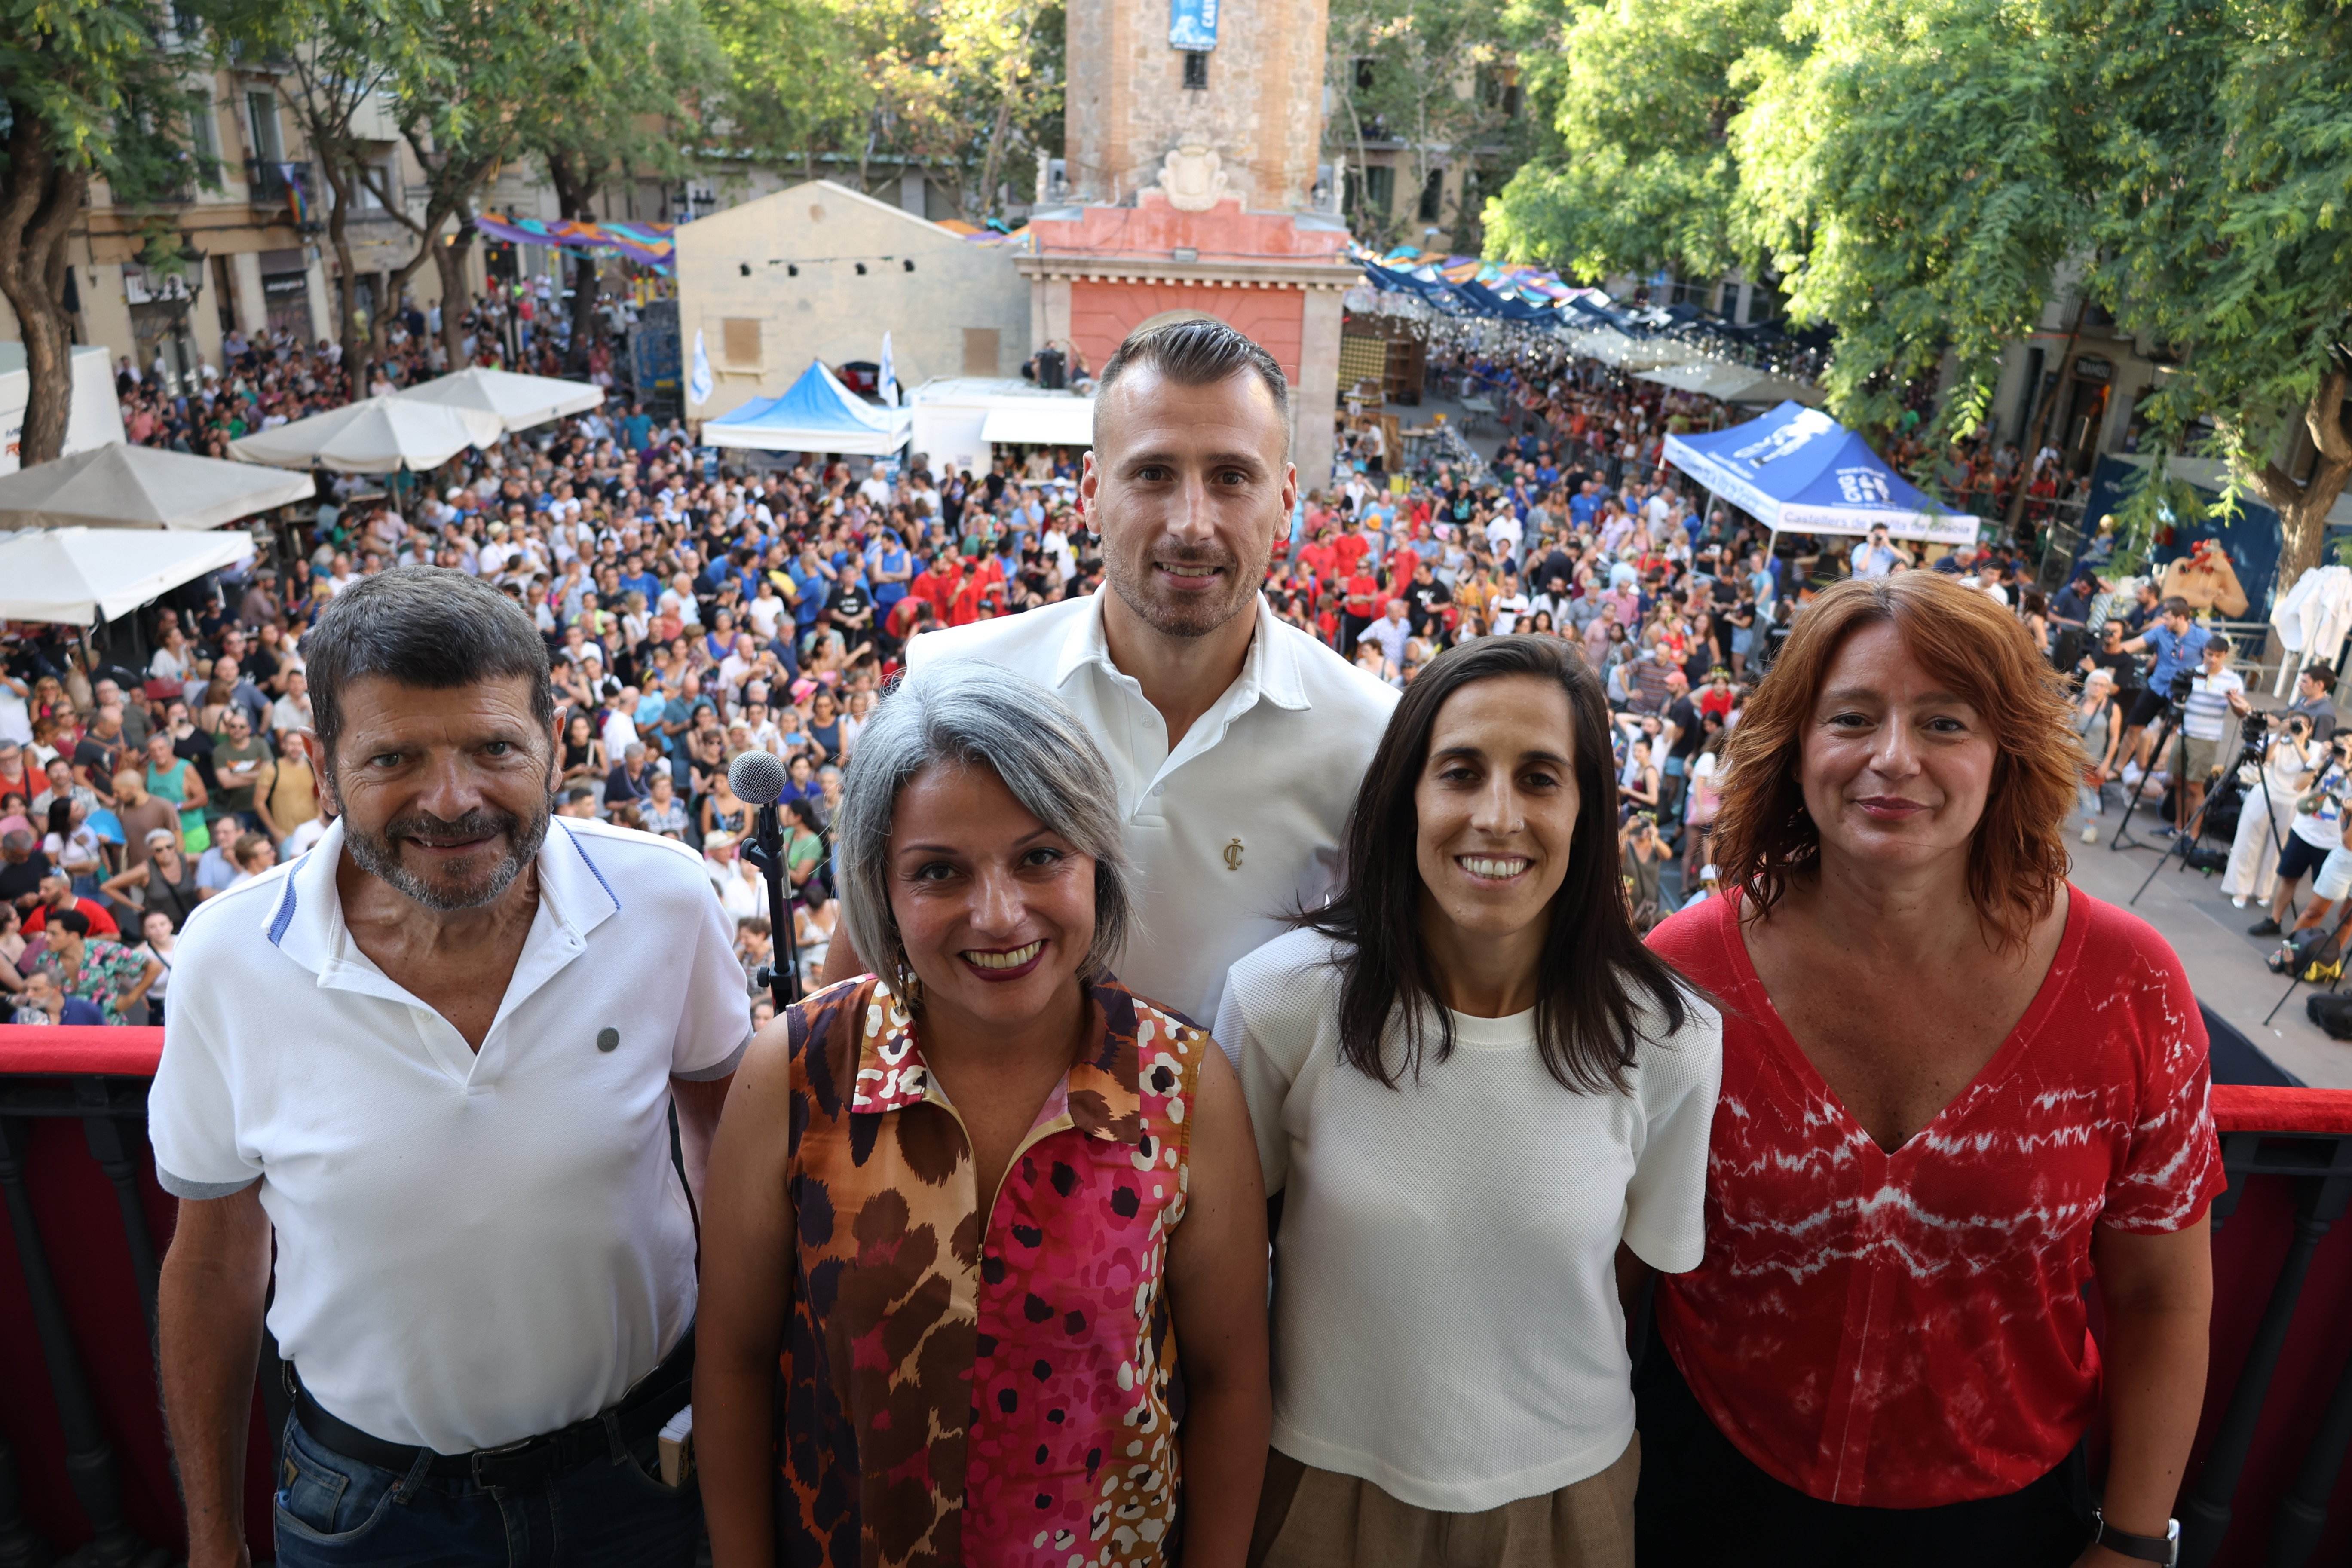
[261, 815, 622, 981]
[1046, 588, 1312, 714]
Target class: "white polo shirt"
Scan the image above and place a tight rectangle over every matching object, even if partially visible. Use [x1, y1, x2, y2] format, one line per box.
[149, 815, 750, 1454]
[906, 590, 1398, 1025]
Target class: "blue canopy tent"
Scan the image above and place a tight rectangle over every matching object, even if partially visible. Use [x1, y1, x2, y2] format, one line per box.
[1662, 401, 1972, 545]
[700, 359, 913, 456]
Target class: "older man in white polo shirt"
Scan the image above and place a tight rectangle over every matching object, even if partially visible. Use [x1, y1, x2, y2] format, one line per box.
[821, 318, 1398, 1026]
[152, 569, 748, 1568]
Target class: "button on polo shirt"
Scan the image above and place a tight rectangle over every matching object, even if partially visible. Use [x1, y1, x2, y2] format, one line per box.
[149, 815, 751, 1454]
[906, 590, 1398, 1026]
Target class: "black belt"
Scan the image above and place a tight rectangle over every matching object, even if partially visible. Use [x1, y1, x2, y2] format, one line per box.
[287, 1326, 694, 1490]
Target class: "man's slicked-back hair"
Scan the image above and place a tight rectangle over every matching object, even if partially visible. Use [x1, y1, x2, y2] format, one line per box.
[302, 567, 554, 775]
[1093, 317, 1292, 459]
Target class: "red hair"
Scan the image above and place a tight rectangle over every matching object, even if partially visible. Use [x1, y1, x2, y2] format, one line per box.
[1711, 573, 2077, 948]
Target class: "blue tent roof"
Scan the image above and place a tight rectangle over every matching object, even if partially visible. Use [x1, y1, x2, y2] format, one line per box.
[1662, 401, 1972, 544]
[701, 360, 913, 455]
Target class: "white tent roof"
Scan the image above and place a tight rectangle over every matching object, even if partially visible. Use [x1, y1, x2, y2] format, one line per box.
[1564, 328, 1700, 373]
[980, 398, 1096, 447]
[229, 395, 503, 474]
[1635, 361, 1825, 407]
[0, 526, 257, 624]
[0, 442, 314, 531]
[394, 368, 604, 433]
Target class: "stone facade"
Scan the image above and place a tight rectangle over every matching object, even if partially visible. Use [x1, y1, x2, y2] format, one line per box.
[1064, 0, 1331, 212]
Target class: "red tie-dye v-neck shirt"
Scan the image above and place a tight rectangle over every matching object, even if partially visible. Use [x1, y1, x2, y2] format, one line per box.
[1645, 886, 2225, 1509]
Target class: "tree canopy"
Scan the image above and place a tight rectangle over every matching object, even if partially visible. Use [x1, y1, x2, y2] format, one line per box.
[1491, 0, 2352, 591]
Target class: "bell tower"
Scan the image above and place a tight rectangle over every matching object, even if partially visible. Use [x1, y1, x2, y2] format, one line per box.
[1063, 0, 1334, 212]
[1032, 0, 1356, 486]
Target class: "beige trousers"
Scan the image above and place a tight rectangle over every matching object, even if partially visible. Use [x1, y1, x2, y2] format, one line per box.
[1248, 1436, 1639, 1568]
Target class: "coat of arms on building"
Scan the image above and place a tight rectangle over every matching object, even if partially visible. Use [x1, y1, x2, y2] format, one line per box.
[1158, 141, 1230, 212]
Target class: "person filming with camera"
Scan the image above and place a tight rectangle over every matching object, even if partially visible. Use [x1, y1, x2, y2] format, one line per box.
[2171, 635, 2249, 843]
[2251, 729, 2352, 937]
[2113, 597, 2208, 773]
[2224, 707, 2322, 910]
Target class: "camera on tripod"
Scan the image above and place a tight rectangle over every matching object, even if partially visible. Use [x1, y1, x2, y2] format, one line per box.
[2167, 668, 2197, 706]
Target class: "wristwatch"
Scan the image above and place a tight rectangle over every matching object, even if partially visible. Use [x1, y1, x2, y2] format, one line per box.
[2093, 1510, 2180, 1566]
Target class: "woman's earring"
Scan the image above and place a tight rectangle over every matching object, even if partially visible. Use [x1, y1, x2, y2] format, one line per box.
[893, 952, 923, 1010]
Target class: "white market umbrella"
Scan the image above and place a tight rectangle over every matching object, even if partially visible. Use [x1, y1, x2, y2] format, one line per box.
[394, 367, 604, 433]
[229, 395, 502, 474]
[0, 526, 257, 624]
[0, 442, 314, 532]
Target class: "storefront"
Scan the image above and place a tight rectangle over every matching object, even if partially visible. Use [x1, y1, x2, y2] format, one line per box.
[258, 247, 314, 342]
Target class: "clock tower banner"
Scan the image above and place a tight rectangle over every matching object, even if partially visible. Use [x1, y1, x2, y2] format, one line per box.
[1169, 0, 1218, 49]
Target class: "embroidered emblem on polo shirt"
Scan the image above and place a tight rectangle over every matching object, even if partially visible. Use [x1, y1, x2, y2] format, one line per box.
[1222, 837, 1244, 871]
[597, 1027, 620, 1053]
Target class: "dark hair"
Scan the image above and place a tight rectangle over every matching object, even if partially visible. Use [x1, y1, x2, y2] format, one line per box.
[2305, 664, 2339, 694]
[1094, 318, 1292, 458]
[301, 567, 553, 776]
[47, 907, 91, 937]
[1303, 635, 1694, 1093]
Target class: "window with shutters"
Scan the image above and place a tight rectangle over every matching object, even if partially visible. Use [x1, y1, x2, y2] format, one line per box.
[962, 328, 1000, 376]
[722, 318, 763, 369]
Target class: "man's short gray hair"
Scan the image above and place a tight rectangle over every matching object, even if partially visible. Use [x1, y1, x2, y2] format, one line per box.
[301, 567, 553, 775]
[837, 662, 1133, 986]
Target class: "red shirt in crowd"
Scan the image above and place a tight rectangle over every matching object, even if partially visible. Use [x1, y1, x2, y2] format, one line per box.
[1332, 533, 1372, 575]
[1645, 887, 2223, 1508]
[1342, 573, 1381, 619]
[24, 897, 120, 937]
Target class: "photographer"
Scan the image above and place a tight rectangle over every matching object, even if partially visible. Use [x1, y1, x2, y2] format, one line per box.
[2288, 663, 2340, 742]
[2226, 708, 2321, 909]
[2115, 597, 2210, 771]
[2173, 635, 2250, 840]
[2251, 730, 2352, 937]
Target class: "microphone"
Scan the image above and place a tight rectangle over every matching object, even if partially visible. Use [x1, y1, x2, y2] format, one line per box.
[727, 750, 798, 1009]
[728, 750, 786, 806]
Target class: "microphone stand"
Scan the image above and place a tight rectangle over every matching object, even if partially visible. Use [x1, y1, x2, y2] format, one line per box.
[739, 801, 801, 1013]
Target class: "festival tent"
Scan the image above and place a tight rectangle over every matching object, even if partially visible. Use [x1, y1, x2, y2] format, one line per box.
[701, 360, 914, 456]
[1662, 401, 1971, 544]
[0, 443, 312, 531]
[395, 368, 604, 434]
[229, 395, 503, 474]
[0, 526, 256, 623]
[1636, 361, 1824, 407]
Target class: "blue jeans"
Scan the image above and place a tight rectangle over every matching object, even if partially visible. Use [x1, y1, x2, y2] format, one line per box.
[272, 1413, 699, 1568]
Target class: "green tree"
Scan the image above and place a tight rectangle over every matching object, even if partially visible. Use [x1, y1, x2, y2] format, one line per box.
[523, 0, 721, 370]
[2088, 0, 2352, 589]
[1329, 0, 1528, 251]
[1486, 0, 1780, 280]
[0, 0, 225, 463]
[358, 0, 580, 368]
[252, 0, 430, 383]
[709, 0, 1062, 221]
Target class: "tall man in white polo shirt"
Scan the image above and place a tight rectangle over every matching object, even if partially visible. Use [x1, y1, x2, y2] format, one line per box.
[821, 318, 1398, 1026]
[152, 569, 750, 1568]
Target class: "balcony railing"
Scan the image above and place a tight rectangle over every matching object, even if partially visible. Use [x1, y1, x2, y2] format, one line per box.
[4, 1025, 2350, 1565]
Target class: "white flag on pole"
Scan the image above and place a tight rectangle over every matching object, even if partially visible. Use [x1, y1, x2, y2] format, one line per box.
[688, 329, 713, 406]
[879, 331, 899, 407]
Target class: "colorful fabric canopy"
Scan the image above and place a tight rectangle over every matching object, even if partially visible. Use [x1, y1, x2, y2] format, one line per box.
[474, 213, 676, 272]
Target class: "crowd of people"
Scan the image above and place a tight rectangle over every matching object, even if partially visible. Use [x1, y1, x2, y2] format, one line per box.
[128, 320, 2224, 1568]
[114, 277, 637, 460]
[18, 315, 2285, 1036]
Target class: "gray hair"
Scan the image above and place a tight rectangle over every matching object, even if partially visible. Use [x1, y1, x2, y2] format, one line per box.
[301, 567, 553, 776]
[838, 661, 1133, 986]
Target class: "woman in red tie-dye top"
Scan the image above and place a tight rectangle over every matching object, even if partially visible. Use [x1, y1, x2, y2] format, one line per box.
[694, 663, 1271, 1568]
[1641, 573, 2223, 1568]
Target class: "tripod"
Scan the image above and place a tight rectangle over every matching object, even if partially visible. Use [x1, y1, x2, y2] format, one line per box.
[2109, 701, 2187, 853]
[2130, 732, 2289, 906]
